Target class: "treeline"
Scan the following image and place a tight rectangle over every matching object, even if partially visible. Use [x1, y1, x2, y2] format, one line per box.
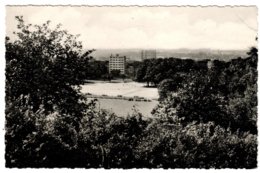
[86, 59, 109, 80]
[155, 51, 257, 133]
[84, 60, 118, 81]
[135, 57, 209, 86]
[5, 17, 257, 168]
[83, 59, 139, 81]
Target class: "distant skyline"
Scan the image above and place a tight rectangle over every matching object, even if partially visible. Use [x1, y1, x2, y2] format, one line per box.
[6, 6, 257, 50]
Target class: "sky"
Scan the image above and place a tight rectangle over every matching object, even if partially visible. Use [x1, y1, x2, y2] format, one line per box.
[5, 6, 258, 50]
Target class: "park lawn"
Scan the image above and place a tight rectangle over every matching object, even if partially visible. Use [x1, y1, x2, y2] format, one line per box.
[81, 80, 159, 117]
[96, 98, 158, 117]
[81, 81, 159, 99]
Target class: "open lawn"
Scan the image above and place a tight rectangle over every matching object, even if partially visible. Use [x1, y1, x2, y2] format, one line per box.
[81, 80, 159, 117]
[81, 80, 159, 99]
[95, 98, 158, 117]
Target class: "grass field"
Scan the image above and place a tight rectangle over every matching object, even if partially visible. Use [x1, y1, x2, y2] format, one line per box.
[81, 80, 159, 99]
[96, 98, 158, 117]
[81, 81, 159, 117]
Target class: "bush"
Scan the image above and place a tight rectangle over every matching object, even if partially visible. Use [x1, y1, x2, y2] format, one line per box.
[135, 119, 257, 168]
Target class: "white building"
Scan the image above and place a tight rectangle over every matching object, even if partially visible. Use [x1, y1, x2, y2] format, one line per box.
[109, 54, 126, 74]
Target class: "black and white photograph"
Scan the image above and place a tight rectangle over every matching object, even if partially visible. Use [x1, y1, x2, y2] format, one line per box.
[3, 3, 258, 169]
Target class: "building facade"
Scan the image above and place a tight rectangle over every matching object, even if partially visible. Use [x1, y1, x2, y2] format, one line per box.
[141, 50, 157, 60]
[109, 54, 126, 74]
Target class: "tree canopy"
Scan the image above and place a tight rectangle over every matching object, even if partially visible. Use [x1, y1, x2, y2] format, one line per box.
[6, 16, 94, 116]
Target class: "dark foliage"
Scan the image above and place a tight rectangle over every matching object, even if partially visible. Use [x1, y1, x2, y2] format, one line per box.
[86, 60, 109, 80]
[135, 58, 208, 86]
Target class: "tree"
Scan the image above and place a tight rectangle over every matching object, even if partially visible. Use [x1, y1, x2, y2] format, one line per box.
[158, 79, 176, 100]
[102, 73, 113, 82]
[87, 60, 109, 80]
[153, 52, 257, 134]
[5, 16, 95, 167]
[6, 16, 94, 118]
[121, 74, 126, 82]
[135, 59, 149, 84]
[157, 73, 186, 100]
[110, 69, 121, 78]
[247, 46, 257, 56]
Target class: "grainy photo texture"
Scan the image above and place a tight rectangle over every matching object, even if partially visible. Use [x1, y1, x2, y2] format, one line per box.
[5, 6, 257, 168]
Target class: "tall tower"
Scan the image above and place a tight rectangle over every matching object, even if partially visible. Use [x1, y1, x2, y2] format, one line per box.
[141, 50, 156, 60]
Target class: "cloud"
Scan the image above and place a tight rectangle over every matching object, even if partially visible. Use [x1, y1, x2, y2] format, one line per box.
[6, 6, 257, 50]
